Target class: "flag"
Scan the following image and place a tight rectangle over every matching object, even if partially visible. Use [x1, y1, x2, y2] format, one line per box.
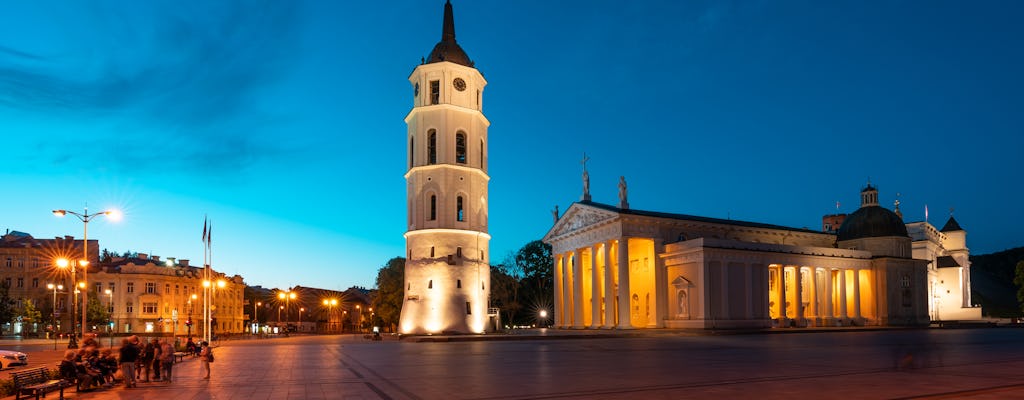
[207, 222, 212, 246]
[925, 204, 929, 222]
[202, 216, 208, 244]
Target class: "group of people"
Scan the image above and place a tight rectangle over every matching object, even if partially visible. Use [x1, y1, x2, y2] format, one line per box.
[58, 335, 214, 391]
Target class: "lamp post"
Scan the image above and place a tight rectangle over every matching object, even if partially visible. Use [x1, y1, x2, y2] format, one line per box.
[278, 306, 283, 328]
[187, 293, 197, 340]
[355, 305, 361, 333]
[323, 298, 337, 333]
[277, 290, 296, 328]
[53, 207, 119, 339]
[253, 301, 262, 334]
[54, 258, 78, 348]
[104, 289, 114, 347]
[202, 278, 226, 343]
[47, 283, 63, 350]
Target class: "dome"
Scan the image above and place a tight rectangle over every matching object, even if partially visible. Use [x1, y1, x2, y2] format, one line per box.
[836, 205, 908, 241]
[425, 0, 474, 67]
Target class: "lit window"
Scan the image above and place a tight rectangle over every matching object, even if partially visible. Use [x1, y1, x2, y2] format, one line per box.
[143, 302, 157, 314]
[456, 132, 467, 164]
[127, 282, 134, 293]
[427, 130, 437, 164]
[126, 302, 134, 313]
[457, 196, 464, 221]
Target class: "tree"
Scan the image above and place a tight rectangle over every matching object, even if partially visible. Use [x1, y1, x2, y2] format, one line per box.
[372, 257, 405, 332]
[16, 299, 43, 335]
[0, 282, 15, 334]
[1013, 260, 1024, 313]
[490, 255, 522, 328]
[85, 296, 110, 330]
[515, 240, 553, 324]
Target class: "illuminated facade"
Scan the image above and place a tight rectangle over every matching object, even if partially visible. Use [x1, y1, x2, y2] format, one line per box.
[907, 216, 982, 321]
[544, 184, 935, 329]
[400, 0, 491, 334]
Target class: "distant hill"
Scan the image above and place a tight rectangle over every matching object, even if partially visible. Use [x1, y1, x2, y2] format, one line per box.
[970, 246, 1024, 318]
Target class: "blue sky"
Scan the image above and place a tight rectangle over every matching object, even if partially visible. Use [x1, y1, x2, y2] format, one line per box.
[2, 1, 1022, 291]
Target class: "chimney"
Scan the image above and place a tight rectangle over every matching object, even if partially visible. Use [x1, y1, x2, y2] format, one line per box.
[180, 259, 189, 267]
[138, 253, 148, 260]
[152, 255, 161, 262]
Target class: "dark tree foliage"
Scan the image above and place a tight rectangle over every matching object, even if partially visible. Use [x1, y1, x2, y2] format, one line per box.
[971, 247, 1024, 318]
[372, 257, 405, 333]
[86, 296, 110, 328]
[490, 257, 522, 326]
[1014, 260, 1024, 314]
[489, 240, 553, 328]
[0, 281, 15, 330]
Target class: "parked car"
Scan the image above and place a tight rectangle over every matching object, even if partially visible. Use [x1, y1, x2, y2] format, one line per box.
[0, 350, 28, 369]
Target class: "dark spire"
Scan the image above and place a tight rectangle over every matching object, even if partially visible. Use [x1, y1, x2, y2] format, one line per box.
[425, 1, 473, 67]
[442, 0, 455, 42]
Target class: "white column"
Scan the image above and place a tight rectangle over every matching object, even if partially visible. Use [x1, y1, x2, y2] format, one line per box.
[603, 242, 615, 328]
[572, 249, 584, 328]
[825, 269, 834, 321]
[778, 266, 787, 324]
[590, 246, 601, 328]
[616, 237, 632, 329]
[794, 267, 804, 326]
[852, 268, 862, 321]
[561, 252, 573, 328]
[554, 254, 564, 327]
[654, 239, 667, 328]
[809, 267, 819, 325]
[839, 268, 848, 319]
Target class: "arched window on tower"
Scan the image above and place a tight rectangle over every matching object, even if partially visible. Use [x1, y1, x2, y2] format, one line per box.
[456, 132, 467, 164]
[409, 137, 415, 167]
[457, 196, 464, 221]
[427, 130, 437, 165]
[429, 195, 437, 221]
[479, 139, 485, 169]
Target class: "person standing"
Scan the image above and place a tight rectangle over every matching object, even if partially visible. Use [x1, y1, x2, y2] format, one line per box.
[137, 338, 154, 382]
[159, 339, 175, 382]
[199, 341, 212, 379]
[118, 336, 140, 388]
[150, 338, 162, 381]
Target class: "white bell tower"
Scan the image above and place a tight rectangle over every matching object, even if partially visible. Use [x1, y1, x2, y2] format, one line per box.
[400, 0, 490, 334]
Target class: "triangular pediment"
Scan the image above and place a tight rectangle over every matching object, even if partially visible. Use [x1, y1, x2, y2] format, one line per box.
[672, 275, 693, 288]
[543, 203, 620, 242]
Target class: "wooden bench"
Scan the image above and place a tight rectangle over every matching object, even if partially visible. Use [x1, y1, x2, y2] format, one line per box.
[11, 366, 71, 400]
[173, 352, 187, 362]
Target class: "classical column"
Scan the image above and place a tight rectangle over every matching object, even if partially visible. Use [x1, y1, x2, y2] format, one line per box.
[654, 239, 667, 328]
[824, 269, 834, 323]
[616, 237, 632, 329]
[777, 266, 787, 325]
[603, 241, 615, 328]
[852, 268, 862, 322]
[794, 267, 804, 326]
[572, 248, 584, 328]
[839, 268, 848, 320]
[554, 254, 564, 327]
[561, 252, 573, 328]
[809, 267, 819, 325]
[590, 245, 601, 328]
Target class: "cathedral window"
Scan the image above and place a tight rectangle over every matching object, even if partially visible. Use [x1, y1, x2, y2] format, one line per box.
[429, 195, 437, 220]
[428, 280, 433, 289]
[457, 247, 462, 258]
[427, 130, 437, 164]
[480, 139, 485, 168]
[466, 301, 472, 315]
[457, 279, 462, 288]
[457, 196, 464, 221]
[456, 132, 467, 164]
[476, 90, 480, 109]
[409, 137, 415, 167]
[430, 80, 440, 104]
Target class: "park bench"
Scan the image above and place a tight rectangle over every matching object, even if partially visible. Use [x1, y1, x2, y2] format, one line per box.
[11, 366, 72, 400]
[174, 352, 187, 362]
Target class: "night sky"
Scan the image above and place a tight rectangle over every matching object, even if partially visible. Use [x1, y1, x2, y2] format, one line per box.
[2, 1, 1021, 291]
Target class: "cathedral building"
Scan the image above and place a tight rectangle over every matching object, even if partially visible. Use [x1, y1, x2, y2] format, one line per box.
[400, 1, 491, 334]
[543, 182, 976, 329]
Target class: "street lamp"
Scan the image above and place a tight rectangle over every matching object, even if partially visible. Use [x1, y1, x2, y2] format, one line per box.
[356, 305, 361, 333]
[253, 301, 262, 334]
[187, 293, 197, 340]
[278, 305, 284, 328]
[323, 298, 337, 333]
[104, 289, 113, 347]
[298, 307, 305, 332]
[277, 290, 296, 327]
[47, 283, 63, 350]
[202, 278, 227, 343]
[53, 207, 120, 340]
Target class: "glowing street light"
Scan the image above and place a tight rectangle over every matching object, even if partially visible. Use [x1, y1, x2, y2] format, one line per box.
[323, 298, 338, 333]
[53, 207, 120, 339]
[47, 283, 63, 350]
[104, 289, 113, 347]
[278, 290, 297, 327]
[202, 278, 227, 343]
[253, 301, 262, 334]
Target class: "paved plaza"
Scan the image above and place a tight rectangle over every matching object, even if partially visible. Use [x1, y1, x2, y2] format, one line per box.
[4, 328, 1024, 400]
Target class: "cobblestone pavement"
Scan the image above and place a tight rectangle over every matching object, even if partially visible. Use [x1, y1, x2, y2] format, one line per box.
[6, 328, 1024, 400]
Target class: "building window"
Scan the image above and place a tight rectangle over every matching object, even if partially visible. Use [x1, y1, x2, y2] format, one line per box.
[165, 284, 170, 294]
[108, 283, 115, 294]
[175, 285, 180, 295]
[146, 282, 155, 294]
[476, 90, 480, 109]
[480, 139, 484, 168]
[427, 130, 437, 164]
[127, 282, 134, 293]
[429, 195, 437, 220]
[409, 137, 415, 167]
[430, 80, 440, 104]
[457, 279, 461, 288]
[32, 278, 38, 288]
[143, 302, 157, 314]
[94, 283, 102, 293]
[17, 258, 23, 268]
[457, 196, 464, 221]
[127, 302, 134, 314]
[455, 132, 467, 164]
[466, 301, 472, 315]
[457, 247, 462, 258]
[16, 278, 23, 288]
[901, 275, 910, 288]
[5, 258, 10, 267]
[428, 280, 433, 289]
[430, 246, 435, 257]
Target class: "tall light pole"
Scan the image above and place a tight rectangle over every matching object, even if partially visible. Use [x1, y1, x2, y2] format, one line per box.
[104, 289, 113, 347]
[203, 278, 226, 343]
[47, 283, 63, 350]
[253, 301, 262, 334]
[187, 293, 197, 340]
[278, 306, 283, 328]
[54, 258, 77, 348]
[278, 290, 296, 327]
[53, 207, 120, 339]
[323, 298, 337, 333]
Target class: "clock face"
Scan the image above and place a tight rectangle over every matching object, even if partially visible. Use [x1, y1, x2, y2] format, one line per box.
[414, 82, 420, 97]
[453, 77, 466, 92]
